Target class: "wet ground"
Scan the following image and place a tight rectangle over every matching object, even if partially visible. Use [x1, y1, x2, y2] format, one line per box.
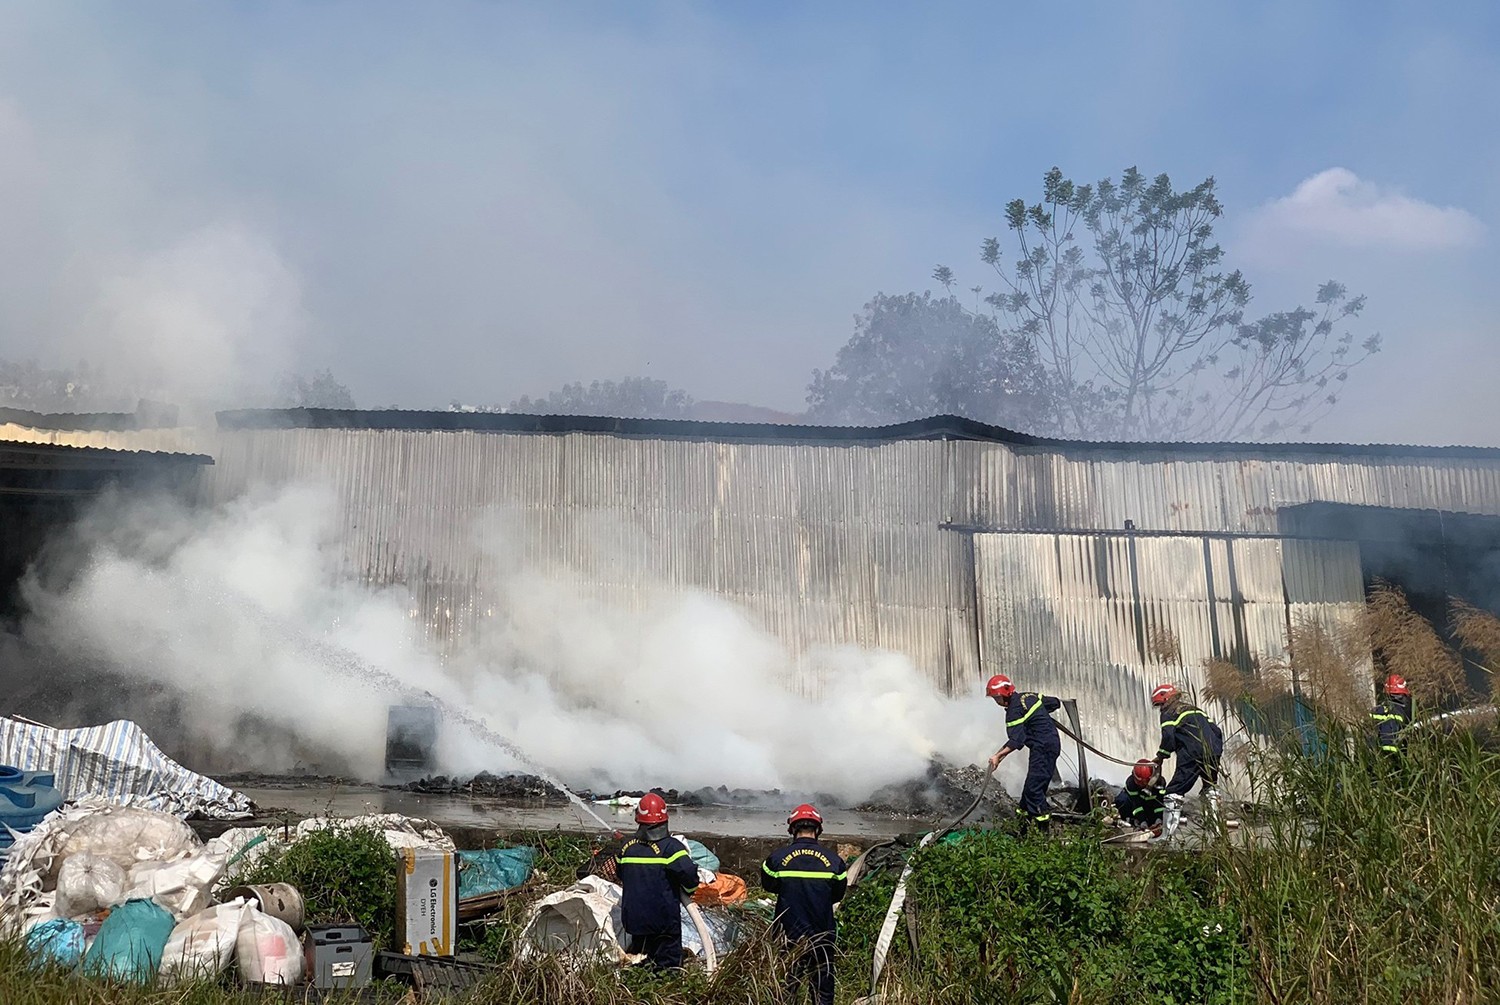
[226, 777, 991, 840]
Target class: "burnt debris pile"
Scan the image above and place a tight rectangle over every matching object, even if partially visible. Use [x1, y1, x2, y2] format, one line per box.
[853, 760, 1005, 818]
[403, 771, 569, 802]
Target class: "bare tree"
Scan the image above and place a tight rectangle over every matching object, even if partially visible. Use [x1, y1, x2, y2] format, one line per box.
[981, 166, 1380, 440]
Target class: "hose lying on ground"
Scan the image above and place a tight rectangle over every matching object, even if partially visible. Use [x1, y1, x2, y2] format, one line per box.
[858, 770, 995, 999]
[680, 892, 718, 974]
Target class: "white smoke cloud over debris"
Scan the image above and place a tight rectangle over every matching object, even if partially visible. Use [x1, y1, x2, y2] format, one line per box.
[21, 484, 1000, 803]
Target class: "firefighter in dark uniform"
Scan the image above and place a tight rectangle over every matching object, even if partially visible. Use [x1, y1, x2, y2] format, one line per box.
[761, 803, 846, 1005]
[613, 792, 699, 969]
[1370, 673, 1413, 761]
[1149, 682, 1225, 836]
[986, 674, 1063, 828]
[1114, 759, 1164, 830]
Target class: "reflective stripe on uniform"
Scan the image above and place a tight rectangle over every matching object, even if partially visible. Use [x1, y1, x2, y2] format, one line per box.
[1162, 707, 1207, 729]
[762, 867, 848, 880]
[1370, 713, 1405, 722]
[1380, 745, 1400, 752]
[618, 849, 692, 866]
[1006, 693, 1049, 728]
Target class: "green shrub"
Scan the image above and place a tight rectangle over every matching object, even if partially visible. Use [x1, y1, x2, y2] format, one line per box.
[236, 824, 398, 951]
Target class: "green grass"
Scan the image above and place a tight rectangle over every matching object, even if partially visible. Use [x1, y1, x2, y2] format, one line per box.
[8, 730, 1499, 1003]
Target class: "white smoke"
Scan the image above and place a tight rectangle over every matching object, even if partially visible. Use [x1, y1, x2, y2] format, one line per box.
[21, 482, 1003, 803]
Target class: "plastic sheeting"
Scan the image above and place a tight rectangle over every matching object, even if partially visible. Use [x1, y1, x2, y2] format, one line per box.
[458, 847, 536, 899]
[518, 875, 626, 963]
[0, 718, 250, 819]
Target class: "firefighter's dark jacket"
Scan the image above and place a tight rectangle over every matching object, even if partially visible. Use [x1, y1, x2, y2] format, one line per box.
[614, 830, 699, 936]
[761, 837, 848, 942]
[1005, 692, 1062, 753]
[1156, 703, 1223, 762]
[1113, 776, 1162, 824]
[1371, 695, 1412, 751]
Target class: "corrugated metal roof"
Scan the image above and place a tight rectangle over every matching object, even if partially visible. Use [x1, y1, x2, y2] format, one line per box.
[0, 440, 212, 465]
[215, 408, 1500, 459]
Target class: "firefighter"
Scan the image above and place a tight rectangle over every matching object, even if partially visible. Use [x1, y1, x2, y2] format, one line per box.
[1149, 682, 1224, 837]
[986, 674, 1063, 828]
[613, 792, 699, 969]
[1113, 758, 1164, 830]
[1370, 673, 1413, 758]
[761, 804, 847, 1005]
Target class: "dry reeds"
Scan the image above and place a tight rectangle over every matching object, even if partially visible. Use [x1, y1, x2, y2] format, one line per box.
[1282, 616, 1370, 724]
[1451, 599, 1500, 702]
[1202, 658, 1251, 705]
[1145, 624, 1182, 667]
[1364, 581, 1467, 702]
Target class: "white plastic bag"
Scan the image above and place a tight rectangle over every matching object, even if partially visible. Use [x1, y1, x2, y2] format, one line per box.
[236, 906, 303, 986]
[125, 853, 224, 919]
[55, 807, 201, 874]
[159, 899, 248, 982]
[55, 853, 127, 917]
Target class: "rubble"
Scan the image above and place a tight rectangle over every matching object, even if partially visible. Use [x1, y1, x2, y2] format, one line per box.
[402, 771, 569, 802]
[852, 761, 1005, 818]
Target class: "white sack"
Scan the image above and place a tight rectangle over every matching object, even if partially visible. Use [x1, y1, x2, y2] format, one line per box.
[159, 899, 249, 982]
[237, 906, 303, 986]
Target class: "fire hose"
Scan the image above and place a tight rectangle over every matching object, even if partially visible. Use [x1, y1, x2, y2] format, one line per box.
[1054, 719, 1139, 768]
[856, 770, 994, 1001]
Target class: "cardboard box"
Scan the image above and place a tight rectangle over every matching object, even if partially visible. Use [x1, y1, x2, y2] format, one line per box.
[396, 848, 457, 956]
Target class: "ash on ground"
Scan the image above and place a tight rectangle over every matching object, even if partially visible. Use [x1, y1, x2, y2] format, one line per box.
[853, 761, 1007, 818]
[403, 771, 569, 802]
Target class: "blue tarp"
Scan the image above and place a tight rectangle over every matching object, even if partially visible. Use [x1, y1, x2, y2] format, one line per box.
[458, 847, 537, 899]
[83, 898, 174, 983]
[683, 838, 719, 873]
[27, 919, 85, 969]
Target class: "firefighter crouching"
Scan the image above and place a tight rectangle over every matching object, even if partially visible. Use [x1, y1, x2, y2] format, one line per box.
[761, 804, 847, 1005]
[1149, 682, 1225, 837]
[1371, 673, 1413, 760]
[986, 674, 1063, 828]
[614, 792, 699, 969]
[1114, 759, 1164, 831]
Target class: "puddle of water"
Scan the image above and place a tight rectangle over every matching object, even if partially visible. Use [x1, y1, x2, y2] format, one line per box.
[233, 783, 954, 839]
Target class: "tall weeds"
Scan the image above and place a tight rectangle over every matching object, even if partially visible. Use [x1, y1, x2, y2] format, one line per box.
[1215, 721, 1500, 1004]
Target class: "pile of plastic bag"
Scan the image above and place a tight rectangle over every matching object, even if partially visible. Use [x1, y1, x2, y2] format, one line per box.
[0, 801, 458, 986]
[0, 801, 304, 984]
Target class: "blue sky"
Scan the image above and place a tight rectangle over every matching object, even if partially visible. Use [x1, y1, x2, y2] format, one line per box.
[0, 2, 1496, 442]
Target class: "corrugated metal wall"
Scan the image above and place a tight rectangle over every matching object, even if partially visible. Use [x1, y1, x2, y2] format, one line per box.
[206, 428, 978, 696]
[971, 531, 1367, 792]
[205, 426, 1500, 704]
[952, 442, 1500, 533]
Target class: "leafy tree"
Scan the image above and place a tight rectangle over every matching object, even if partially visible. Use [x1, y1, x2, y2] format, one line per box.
[510, 377, 693, 418]
[276, 369, 357, 408]
[806, 292, 1053, 429]
[978, 166, 1379, 440]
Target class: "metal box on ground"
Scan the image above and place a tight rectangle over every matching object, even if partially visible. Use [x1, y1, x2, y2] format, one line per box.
[396, 848, 457, 957]
[304, 925, 373, 989]
[385, 705, 439, 780]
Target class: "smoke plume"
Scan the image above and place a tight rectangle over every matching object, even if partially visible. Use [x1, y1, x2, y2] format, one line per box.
[19, 482, 1002, 803]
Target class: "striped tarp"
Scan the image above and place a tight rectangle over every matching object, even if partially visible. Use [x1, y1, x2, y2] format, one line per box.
[0, 718, 250, 819]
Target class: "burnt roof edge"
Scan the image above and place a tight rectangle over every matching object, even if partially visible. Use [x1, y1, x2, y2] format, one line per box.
[213, 408, 1500, 461]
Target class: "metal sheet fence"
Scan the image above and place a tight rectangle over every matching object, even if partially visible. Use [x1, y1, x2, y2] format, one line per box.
[206, 428, 976, 696]
[971, 531, 1367, 795]
[205, 426, 1497, 700]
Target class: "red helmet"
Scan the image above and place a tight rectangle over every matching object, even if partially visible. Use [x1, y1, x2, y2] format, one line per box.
[1131, 760, 1155, 785]
[1150, 682, 1179, 707]
[634, 792, 668, 825]
[986, 674, 1015, 700]
[787, 803, 823, 833]
[1384, 674, 1410, 696]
